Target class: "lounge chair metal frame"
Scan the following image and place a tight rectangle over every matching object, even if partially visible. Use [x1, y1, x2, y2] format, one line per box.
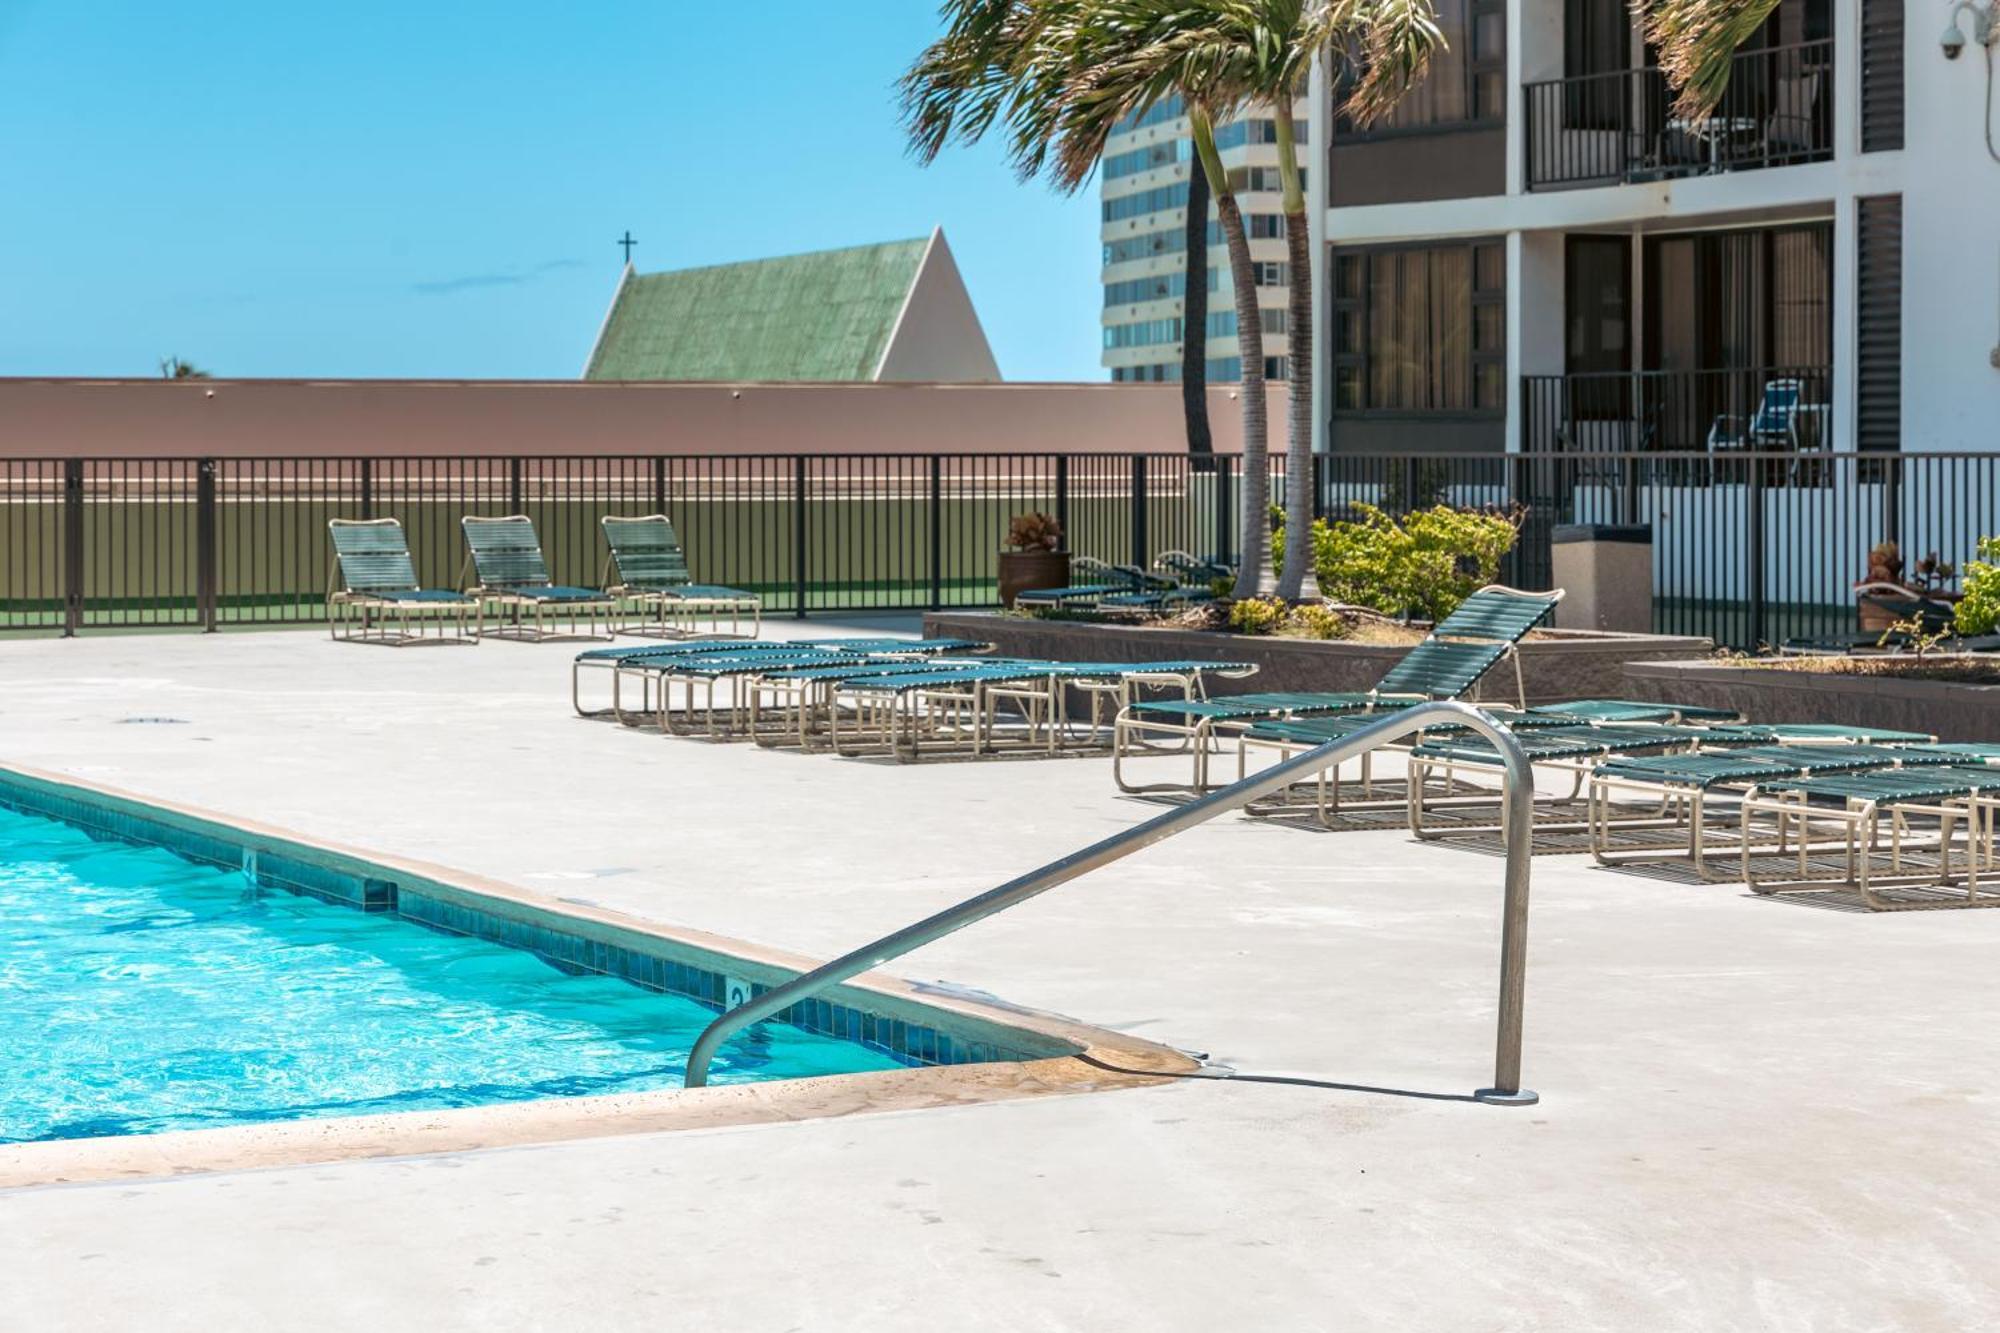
[460, 515, 618, 642]
[326, 518, 477, 646]
[1112, 585, 1563, 796]
[598, 514, 762, 641]
[1584, 732, 1946, 880]
[1735, 770, 2000, 909]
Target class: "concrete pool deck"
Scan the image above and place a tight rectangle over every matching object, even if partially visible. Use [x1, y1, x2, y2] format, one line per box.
[3, 620, 1998, 1331]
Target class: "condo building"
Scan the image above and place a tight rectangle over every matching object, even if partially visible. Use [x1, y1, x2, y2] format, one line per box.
[1302, 0, 2000, 457]
[1099, 97, 1312, 383]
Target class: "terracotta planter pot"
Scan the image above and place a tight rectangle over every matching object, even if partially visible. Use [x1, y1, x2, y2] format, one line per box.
[998, 550, 1070, 608]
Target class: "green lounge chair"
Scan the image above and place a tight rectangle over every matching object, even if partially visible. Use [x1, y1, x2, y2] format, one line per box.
[461, 515, 617, 641]
[1587, 742, 1973, 879]
[1113, 585, 1564, 795]
[599, 515, 761, 639]
[1736, 764, 2000, 909]
[326, 518, 476, 646]
[1014, 556, 1173, 611]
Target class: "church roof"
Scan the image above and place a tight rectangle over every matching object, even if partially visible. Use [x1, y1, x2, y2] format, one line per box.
[584, 236, 934, 382]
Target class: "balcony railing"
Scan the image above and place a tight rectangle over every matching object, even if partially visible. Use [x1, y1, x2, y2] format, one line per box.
[1525, 39, 1833, 191]
[1522, 366, 1835, 457]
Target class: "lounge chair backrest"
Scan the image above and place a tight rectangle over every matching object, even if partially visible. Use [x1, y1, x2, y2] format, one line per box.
[1070, 555, 1142, 587]
[329, 519, 420, 594]
[1431, 586, 1562, 644]
[1751, 379, 1803, 436]
[462, 515, 554, 590]
[1374, 639, 1509, 699]
[602, 514, 694, 590]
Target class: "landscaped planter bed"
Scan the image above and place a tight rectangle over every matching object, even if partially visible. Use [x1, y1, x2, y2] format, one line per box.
[924, 611, 1713, 707]
[1621, 660, 2000, 743]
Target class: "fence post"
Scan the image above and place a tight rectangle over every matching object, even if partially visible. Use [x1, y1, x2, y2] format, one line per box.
[359, 458, 374, 520]
[1054, 455, 1070, 548]
[1130, 455, 1149, 568]
[792, 455, 809, 618]
[927, 455, 943, 610]
[652, 457, 667, 515]
[1215, 458, 1234, 564]
[196, 458, 218, 633]
[1311, 452, 1326, 522]
[508, 458, 524, 514]
[62, 459, 83, 637]
[1746, 455, 1767, 648]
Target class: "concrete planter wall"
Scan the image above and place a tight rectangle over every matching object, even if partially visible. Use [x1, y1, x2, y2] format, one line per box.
[1621, 661, 2000, 742]
[924, 611, 1713, 707]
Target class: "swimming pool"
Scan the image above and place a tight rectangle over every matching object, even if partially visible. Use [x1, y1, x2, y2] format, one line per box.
[1, 804, 902, 1144]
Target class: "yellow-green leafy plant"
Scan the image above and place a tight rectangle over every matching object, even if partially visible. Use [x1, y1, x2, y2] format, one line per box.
[1297, 502, 1522, 622]
[1956, 538, 2000, 637]
[1228, 596, 1288, 636]
[1285, 602, 1349, 640]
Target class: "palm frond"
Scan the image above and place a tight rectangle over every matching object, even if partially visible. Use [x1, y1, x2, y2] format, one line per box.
[1635, 0, 1784, 120]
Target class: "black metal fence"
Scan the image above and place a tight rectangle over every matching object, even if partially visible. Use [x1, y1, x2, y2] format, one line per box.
[3, 450, 1996, 651]
[1522, 367, 1836, 455]
[1526, 39, 1833, 191]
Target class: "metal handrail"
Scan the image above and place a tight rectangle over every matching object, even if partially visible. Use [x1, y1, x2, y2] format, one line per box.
[683, 700, 1540, 1104]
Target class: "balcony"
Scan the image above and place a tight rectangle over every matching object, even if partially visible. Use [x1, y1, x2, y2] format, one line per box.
[1524, 39, 1832, 192]
[1522, 366, 1835, 457]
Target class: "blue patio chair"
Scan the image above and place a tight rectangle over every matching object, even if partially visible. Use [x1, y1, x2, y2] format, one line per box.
[1706, 377, 1809, 453]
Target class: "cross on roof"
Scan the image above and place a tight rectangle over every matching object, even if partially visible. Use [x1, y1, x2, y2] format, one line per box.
[618, 231, 637, 266]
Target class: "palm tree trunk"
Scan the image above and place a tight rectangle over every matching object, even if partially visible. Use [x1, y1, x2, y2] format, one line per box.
[1180, 159, 1212, 462]
[1193, 114, 1271, 599]
[1273, 99, 1321, 601]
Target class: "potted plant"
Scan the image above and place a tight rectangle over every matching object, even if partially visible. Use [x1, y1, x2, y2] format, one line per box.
[998, 512, 1069, 608]
[1855, 540, 1957, 633]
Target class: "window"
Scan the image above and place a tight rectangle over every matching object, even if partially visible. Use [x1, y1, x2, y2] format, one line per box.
[1104, 273, 1187, 306]
[1103, 317, 1184, 350]
[1202, 355, 1287, 382]
[1565, 235, 1630, 374]
[1210, 116, 1305, 149]
[1207, 311, 1237, 339]
[1335, 0, 1506, 134]
[1643, 223, 1831, 372]
[1111, 363, 1181, 382]
[1104, 221, 1222, 265]
[1247, 214, 1285, 239]
[1113, 96, 1185, 134]
[1103, 182, 1189, 222]
[1328, 239, 1505, 413]
[1103, 138, 1192, 179]
[1227, 166, 1307, 194]
[1251, 261, 1290, 287]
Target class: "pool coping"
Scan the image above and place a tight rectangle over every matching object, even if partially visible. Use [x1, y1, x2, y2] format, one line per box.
[0, 761, 1198, 1190]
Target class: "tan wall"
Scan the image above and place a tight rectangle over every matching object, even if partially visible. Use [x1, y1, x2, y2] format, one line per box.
[0, 378, 1281, 459]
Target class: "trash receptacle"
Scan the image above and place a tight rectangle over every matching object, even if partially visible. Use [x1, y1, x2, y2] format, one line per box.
[1551, 524, 1652, 633]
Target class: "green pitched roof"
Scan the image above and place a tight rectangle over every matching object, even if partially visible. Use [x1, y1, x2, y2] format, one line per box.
[585, 237, 931, 382]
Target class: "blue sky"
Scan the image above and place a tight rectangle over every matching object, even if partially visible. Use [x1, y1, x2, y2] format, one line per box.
[0, 2, 1104, 381]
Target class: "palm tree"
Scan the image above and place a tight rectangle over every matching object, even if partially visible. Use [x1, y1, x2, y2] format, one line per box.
[160, 356, 210, 379]
[1058, 1, 1441, 599]
[1634, 0, 1783, 119]
[1189, 0, 1442, 599]
[902, 0, 1280, 593]
[902, 1, 1220, 470]
[1180, 155, 1213, 460]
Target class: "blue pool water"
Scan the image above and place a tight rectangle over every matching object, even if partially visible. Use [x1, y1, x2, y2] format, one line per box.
[0, 806, 901, 1144]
